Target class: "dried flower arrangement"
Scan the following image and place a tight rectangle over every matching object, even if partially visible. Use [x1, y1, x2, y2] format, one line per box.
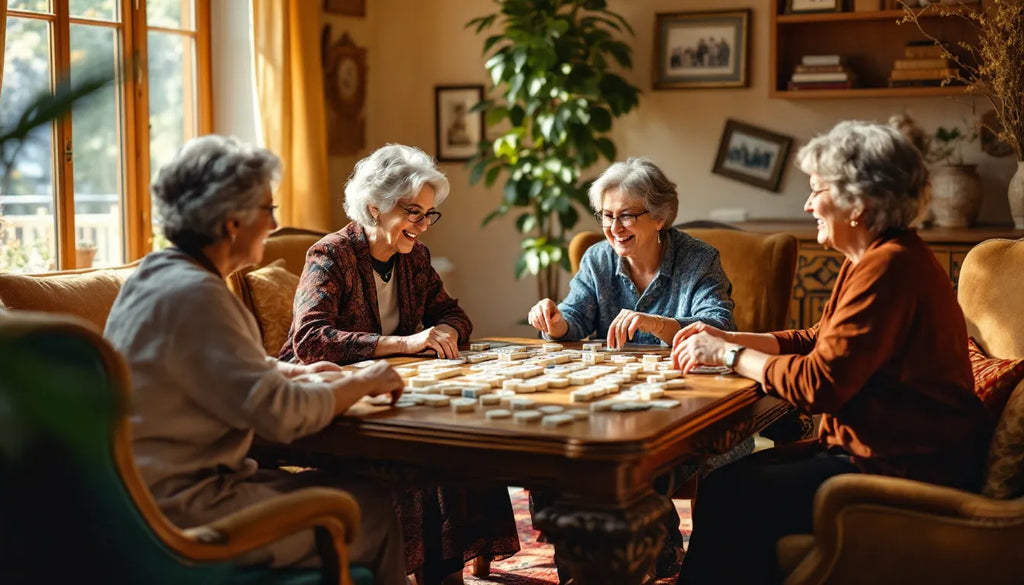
[900, 0, 1024, 161]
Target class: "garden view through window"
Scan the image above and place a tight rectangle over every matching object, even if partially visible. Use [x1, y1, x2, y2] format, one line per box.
[0, 0, 210, 273]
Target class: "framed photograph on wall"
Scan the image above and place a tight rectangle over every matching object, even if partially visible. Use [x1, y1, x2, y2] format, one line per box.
[324, 0, 366, 17]
[712, 119, 793, 192]
[434, 85, 483, 162]
[787, 0, 842, 13]
[653, 9, 750, 89]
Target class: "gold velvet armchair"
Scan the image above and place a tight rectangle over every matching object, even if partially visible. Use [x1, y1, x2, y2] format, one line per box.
[0, 310, 370, 585]
[567, 227, 799, 333]
[777, 237, 1024, 585]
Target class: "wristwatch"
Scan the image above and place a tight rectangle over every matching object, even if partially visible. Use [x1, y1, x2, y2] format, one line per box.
[723, 346, 746, 369]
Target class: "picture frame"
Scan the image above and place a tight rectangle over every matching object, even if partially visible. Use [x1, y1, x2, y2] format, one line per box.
[324, 0, 366, 17]
[712, 119, 793, 192]
[787, 0, 843, 14]
[653, 9, 750, 89]
[434, 85, 484, 162]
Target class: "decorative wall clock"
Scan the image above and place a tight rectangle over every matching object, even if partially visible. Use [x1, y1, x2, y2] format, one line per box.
[323, 29, 367, 155]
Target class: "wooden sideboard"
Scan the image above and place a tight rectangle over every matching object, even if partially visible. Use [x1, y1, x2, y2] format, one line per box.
[731, 222, 1023, 329]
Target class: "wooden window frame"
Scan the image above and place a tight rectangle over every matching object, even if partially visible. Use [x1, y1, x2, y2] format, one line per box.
[4, 0, 212, 269]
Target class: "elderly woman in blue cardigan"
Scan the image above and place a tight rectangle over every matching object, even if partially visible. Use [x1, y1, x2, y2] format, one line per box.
[527, 157, 740, 579]
[528, 157, 735, 347]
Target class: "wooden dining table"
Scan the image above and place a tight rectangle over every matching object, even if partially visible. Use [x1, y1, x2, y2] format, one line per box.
[252, 338, 791, 585]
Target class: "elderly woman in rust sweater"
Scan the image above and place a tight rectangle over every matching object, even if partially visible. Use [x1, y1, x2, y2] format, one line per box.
[280, 144, 518, 585]
[670, 121, 990, 585]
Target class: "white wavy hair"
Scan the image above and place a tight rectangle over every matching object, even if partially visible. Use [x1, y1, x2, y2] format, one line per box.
[343, 144, 450, 227]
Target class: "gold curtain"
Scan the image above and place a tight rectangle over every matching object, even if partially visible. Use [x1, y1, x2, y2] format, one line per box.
[251, 0, 331, 231]
[1, 2, 8, 104]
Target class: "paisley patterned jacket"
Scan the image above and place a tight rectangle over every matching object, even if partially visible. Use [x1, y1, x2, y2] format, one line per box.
[279, 222, 472, 364]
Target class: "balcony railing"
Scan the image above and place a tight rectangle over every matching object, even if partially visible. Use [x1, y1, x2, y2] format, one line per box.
[0, 208, 122, 273]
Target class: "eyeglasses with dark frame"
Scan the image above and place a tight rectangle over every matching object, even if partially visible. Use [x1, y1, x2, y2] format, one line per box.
[258, 204, 279, 217]
[594, 210, 649, 228]
[399, 205, 442, 226]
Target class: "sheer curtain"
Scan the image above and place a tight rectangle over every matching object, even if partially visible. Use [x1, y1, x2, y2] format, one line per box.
[251, 0, 331, 231]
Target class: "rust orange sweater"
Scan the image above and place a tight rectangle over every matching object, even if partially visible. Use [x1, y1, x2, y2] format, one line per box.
[763, 230, 989, 490]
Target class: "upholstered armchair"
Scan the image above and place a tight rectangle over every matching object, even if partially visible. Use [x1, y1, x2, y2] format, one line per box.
[226, 227, 328, 355]
[777, 237, 1024, 585]
[0, 310, 371, 585]
[567, 227, 798, 333]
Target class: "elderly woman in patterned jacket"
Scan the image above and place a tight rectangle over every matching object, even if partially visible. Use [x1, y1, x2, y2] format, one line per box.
[280, 144, 519, 585]
[281, 143, 469, 363]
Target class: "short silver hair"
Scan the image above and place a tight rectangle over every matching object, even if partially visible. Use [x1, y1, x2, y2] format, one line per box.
[152, 135, 281, 250]
[797, 120, 928, 235]
[343, 144, 450, 227]
[588, 157, 679, 227]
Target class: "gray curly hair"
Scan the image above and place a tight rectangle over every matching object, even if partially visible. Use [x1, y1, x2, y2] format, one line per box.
[588, 157, 679, 228]
[151, 135, 281, 251]
[797, 120, 928, 235]
[343, 144, 450, 228]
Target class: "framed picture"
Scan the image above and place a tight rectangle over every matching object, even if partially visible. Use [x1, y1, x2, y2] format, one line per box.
[653, 9, 750, 89]
[787, 0, 842, 13]
[324, 0, 366, 17]
[712, 119, 793, 192]
[434, 85, 483, 162]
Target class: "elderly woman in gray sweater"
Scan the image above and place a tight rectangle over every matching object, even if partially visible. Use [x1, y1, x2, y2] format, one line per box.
[104, 135, 408, 585]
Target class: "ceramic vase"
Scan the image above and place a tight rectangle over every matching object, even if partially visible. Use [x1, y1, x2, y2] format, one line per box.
[1009, 161, 1024, 230]
[930, 164, 982, 228]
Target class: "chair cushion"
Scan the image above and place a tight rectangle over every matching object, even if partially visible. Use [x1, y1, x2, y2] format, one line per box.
[0, 263, 137, 332]
[968, 337, 1024, 417]
[243, 259, 300, 355]
[981, 379, 1024, 499]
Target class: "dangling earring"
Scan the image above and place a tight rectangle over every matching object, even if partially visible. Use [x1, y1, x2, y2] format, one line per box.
[657, 230, 662, 244]
[371, 215, 378, 226]
[230, 232, 237, 244]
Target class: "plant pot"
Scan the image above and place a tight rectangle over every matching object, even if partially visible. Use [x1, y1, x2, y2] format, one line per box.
[930, 164, 982, 228]
[75, 246, 97, 269]
[1009, 160, 1024, 230]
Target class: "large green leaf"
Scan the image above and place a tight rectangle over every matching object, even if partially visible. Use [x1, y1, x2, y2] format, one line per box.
[466, 0, 639, 298]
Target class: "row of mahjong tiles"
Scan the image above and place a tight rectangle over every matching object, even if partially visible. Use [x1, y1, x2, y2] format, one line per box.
[360, 342, 700, 427]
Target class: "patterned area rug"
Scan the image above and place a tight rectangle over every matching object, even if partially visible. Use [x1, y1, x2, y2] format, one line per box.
[462, 487, 691, 585]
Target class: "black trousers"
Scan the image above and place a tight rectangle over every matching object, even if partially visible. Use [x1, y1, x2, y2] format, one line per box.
[676, 451, 860, 585]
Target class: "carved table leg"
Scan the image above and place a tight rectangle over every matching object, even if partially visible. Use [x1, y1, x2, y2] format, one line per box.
[534, 492, 672, 585]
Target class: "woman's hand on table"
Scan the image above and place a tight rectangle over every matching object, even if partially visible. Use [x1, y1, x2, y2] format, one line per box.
[672, 330, 733, 373]
[404, 324, 459, 359]
[606, 309, 668, 348]
[528, 298, 567, 338]
[349, 360, 405, 403]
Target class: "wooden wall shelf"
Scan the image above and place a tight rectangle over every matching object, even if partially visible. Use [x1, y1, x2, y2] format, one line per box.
[770, 2, 979, 99]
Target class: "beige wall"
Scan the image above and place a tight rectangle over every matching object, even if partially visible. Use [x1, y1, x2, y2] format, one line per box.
[321, 0, 1018, 338]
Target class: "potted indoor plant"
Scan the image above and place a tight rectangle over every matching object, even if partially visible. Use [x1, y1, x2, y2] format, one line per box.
[465, 0, 640, 301]
[902, 1, 1024, 228]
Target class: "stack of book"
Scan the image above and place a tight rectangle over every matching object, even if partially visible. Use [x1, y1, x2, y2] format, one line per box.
[787, 55, 856, 91]
[888, 43, 959, 88]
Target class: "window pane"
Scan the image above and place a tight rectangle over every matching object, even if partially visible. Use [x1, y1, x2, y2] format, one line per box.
[1, 17, 57, 273]
[146, 0, 194, 31]
[70, 24, 125, 267]
[7, 1, 53, 15]
[69, 0, 118, 23]
[147, 30, 197, 250]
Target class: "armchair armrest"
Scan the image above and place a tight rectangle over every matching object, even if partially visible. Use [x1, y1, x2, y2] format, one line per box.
[174, 487, 361, 583]
[783, 474, 1024, 585]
